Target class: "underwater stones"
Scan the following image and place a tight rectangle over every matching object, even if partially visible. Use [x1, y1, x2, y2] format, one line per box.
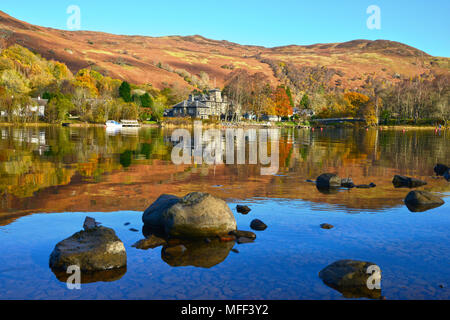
[49, 219, 127, 272]
[142, 192, 237, 239]
[392, 175, 427, 188]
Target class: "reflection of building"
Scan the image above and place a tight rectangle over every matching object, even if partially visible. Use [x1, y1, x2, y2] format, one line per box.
[0, 97, 47, 118]
[166, 89, 240, 120]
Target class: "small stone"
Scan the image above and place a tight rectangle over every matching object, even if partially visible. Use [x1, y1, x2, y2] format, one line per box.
[129, 228, 139, 232]
[132, 235, 166, 250]
[393, 175, 427, 188]
[320, 223, 334, 230]
[83, 217, 101, 231]
[236, 205, 251, 215]
[250, 219, 267, 231]
[316, 173, 341, 189]
[229, 230, 256, 240]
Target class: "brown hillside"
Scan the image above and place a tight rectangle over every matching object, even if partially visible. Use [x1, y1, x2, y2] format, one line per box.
[0, 10, 448, 91]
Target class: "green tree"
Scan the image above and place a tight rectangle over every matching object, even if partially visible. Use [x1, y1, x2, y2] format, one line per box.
[45, 96, 73, 123]
[140, 93, 153, 108]
[300, 94, 311, 109]
[119, 81, 132, 102]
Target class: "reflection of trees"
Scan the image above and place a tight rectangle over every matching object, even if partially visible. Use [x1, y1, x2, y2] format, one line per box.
[0, 127, 172, 199]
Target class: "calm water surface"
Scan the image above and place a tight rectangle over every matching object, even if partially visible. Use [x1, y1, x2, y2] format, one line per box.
[0, 126, 449, 300]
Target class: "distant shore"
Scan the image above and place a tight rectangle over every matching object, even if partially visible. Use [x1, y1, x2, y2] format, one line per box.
[0, 121, 447, 130]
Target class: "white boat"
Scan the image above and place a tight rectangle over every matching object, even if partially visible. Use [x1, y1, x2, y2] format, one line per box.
[120, 120, 141, 127]
[106, 120, 122, 128]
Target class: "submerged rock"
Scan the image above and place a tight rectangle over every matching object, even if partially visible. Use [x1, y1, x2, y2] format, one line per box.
[316, 173, 341, 189]
[132, 235, 167, 250]
[49, 221, 127, 272]
[319, 260, 382, 299]
[250, 219, 267, 231]
[236, 205, 251, 215]
[161, 240, 233, 268]
[320, 223, 334, 230]
[142, 192, 237, 239]
[392, 175, 427, 188]
[404, 190, 445, 212]
[434, 164, 449, 176]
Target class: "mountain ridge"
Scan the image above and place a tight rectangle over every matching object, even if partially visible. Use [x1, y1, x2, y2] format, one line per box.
[0, 10, 448, 92]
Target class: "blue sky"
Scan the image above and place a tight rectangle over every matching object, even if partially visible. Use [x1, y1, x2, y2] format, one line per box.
[1, 0, 449, 57]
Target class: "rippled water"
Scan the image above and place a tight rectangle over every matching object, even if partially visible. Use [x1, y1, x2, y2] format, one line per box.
[0, 126, 449, 300]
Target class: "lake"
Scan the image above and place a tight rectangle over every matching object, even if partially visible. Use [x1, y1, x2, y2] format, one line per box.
[0, 125, 449, 300]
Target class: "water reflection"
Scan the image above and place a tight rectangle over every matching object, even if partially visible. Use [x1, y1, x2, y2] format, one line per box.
[161, 240, 234, 269]
[0, 126, 449, 225]
[52, 267, 127, 284]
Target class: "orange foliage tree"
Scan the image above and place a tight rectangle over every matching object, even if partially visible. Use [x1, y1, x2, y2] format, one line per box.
[272, 87, 293, 117]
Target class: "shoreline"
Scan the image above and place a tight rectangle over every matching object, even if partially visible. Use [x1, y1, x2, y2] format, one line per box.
[0, 122, 447, 130]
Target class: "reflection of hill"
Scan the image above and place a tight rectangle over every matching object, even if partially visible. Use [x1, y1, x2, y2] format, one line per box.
[1, 127, 449, 225]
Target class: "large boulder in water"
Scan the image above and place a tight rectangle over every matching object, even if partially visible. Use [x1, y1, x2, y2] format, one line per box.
[316, 173, 341, 189]
[392, 175, 427, 188]
[142, 192, 237, 239]
[49, 219, 127, 272]
[404, 190, 445, 212]
[319, 260, 382, 299]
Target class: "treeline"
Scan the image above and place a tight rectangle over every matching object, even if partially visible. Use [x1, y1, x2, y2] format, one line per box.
[0, 45, 188, 123]
[222, 69, 294, 120]
[259, 57, 450, 125]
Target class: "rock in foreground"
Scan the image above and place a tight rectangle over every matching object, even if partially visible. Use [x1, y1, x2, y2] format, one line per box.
[49, 220, 127, 272]
[392, 175, 427, 188]
[142, 192, 237, 239]
[316, 173, 341, 189]
[404, 190, 445, 212]
[319, 260, 382, 299]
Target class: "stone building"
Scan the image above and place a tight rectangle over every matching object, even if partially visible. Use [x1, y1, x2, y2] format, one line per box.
[166, 89, 240, 120]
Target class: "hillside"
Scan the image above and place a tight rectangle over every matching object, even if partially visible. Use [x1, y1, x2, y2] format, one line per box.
[0, 10, 448, 95]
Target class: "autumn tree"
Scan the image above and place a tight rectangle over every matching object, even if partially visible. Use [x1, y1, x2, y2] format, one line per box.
[272, 86, 293, 117]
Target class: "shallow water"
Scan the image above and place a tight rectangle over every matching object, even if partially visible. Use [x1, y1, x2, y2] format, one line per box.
[0, 126, 449, 300]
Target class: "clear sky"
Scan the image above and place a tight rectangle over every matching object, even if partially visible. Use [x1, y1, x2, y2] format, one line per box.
[1, 0, 449, 57]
